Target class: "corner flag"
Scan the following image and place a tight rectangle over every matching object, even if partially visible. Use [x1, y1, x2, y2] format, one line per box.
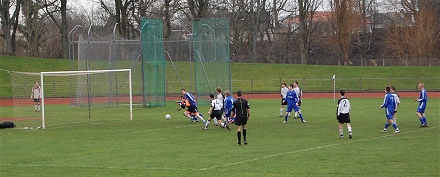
[332, 75, 335, 101]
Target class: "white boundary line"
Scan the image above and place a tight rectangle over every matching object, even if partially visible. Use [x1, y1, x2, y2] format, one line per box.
[0, 126, 437, 171]
[203, 126, 439, 170]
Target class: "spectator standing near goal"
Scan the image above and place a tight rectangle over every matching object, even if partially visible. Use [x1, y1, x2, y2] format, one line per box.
[293, 81, 302, 118]
[337, 90, 352, 139]
[231, 91, 250, 146]
[390, 86, 400, 124]
[279, 83, 288, 117]
[31, 82, 41, 112]
[415, 83, 428, 127]
[379, 86, 400, 133]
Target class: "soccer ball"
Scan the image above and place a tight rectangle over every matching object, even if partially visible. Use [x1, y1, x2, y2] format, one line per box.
[220, 122, 226, 128]
[165, 114, 171, 120]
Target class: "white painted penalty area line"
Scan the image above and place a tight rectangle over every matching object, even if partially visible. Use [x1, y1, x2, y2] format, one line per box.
[202, 125, 439, 170]
[2, 126, 436, 171]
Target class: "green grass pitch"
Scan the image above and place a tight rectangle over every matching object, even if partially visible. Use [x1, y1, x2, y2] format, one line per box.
[0, 98, 438, 176]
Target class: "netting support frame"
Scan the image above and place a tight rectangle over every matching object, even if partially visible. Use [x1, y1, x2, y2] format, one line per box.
[40, 69, 133, 129]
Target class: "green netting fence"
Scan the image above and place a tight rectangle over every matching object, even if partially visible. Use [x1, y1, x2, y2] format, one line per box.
[140, 18, 166, 107]
[192, 18, 231, 105]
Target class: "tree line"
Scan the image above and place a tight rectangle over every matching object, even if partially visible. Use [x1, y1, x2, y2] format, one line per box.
[0, 0, 439, 66]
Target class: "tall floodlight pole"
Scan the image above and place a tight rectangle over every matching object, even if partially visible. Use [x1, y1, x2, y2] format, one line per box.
[67, 25, 82, 106]
[178, 23, 193, 91]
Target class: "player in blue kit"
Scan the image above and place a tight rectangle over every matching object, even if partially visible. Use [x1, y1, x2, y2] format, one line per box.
[181, 88, 197, 106]
[414, 83, 428, 127]
[223, 90, 236, 124]
[181, 89, 207, 122]
[379, 86, 400, 133]
[283, 84, 306, 124]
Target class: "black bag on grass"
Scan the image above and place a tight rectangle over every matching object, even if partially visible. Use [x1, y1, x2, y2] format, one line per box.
[0, 122, 16, 129]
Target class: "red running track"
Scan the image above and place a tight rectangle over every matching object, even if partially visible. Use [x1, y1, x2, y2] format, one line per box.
[1, 92, 438, 106]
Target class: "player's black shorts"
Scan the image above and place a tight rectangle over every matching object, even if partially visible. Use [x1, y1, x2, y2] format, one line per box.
[235, 115, 248, 126]
[337, 113, 350, 123]
[297, 101, 301, 107]
[210, 110, 223, 120]
[281, 98, 287, 105]
[33, 99, 40, 103]
[187, 106, 198, 113]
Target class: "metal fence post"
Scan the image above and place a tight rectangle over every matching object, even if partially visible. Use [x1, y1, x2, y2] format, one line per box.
[303, 78, 306, 90]
[251, 78, 253, 93]
[415, 77, 419, 90]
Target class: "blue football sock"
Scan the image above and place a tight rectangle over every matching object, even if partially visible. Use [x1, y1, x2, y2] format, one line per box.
[419, 118, 424, 124]
[422, 117, 427, 124]
[392, 123, 398, 129]
[384, 122, 390, 129]
[285, 114, 289, 121]
[299, 114, 304, 121]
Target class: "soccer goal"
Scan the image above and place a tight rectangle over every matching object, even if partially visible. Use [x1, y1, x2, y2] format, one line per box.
[10, 69, 132, 129]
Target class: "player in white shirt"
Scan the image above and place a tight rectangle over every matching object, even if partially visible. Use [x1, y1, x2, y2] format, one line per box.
[203, 93, 230, 130]
[31, 82, 41, 112]
[390, 86, 400, 124]
[337, 90, 352, 139]
[280, 83, 288, 117]
[214, 87, 225, 125]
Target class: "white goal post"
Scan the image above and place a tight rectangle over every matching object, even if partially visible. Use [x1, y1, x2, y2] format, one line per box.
[39, 69, 133, 129]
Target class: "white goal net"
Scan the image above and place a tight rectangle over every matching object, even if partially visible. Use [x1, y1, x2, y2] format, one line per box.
[10, 69, 132, 129]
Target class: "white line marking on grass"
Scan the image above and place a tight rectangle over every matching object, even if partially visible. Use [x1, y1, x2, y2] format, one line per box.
[2, 126, 436, 171]
[202, 126, 439, 170]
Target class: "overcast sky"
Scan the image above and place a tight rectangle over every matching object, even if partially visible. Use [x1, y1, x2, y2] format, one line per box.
[69, 0, 398, 17]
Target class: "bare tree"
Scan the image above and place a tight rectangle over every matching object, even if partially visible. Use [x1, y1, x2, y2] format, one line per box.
[43, 0, 68, 59]
[352, 0, 377, 66]
[330, 0, 361, 65]
[298, 0, 323, 64]
[384, 0, 440, 65]
[99, 0, 136, 38]
[0, 0, 21, 55]
[20, 0, 46, 57]
[187, 0, 209, 19]
[266, 0, 292, 63]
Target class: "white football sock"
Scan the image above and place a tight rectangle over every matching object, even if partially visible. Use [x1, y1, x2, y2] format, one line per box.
[204, 121, 210, 129]
[198, 115, 206, 122]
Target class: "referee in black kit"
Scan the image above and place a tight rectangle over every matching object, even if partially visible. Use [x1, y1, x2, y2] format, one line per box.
[231, 90, 250, 146]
